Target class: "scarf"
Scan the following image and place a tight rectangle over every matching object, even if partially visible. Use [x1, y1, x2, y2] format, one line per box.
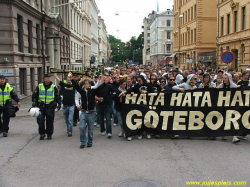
[189, 80, 196, 86]
[202, 82, 211, 88]
[118, 87, 126, 92]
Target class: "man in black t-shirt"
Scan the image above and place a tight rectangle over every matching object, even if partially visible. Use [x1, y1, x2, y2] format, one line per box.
[238, 71, 249, 87]
[54, 73, 76, 137]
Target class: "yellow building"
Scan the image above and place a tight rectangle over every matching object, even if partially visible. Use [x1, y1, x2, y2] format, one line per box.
[173, 0, 217, 69]
[217, 0, 250, 71]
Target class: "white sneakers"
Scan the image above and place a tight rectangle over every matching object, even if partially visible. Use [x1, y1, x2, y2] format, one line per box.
[127, 137, 132, 141]
[101, 132, 106, 136]
[107, 133, 112, 138]
[232, 137, 240, 144]
[113, 123, 117, 127]
[118, 132, 123, 137]
[146, 134, 151, 139]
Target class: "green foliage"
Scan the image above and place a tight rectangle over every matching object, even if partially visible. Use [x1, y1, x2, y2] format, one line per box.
[108, 34, 143, 64]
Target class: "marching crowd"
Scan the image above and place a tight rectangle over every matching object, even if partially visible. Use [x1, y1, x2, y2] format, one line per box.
[1, 64, 249, 148]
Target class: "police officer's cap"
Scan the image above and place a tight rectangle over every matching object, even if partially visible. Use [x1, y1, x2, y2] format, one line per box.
[0, 75, 6, 79]
[44, 74, 51, 78]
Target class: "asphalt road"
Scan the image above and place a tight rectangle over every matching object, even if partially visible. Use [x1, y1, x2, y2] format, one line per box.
[0, 110, 249, 187]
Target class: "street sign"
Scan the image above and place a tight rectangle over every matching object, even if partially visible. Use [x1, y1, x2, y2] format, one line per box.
[0, 69, 14, 76]
[221, 52, 234, 64]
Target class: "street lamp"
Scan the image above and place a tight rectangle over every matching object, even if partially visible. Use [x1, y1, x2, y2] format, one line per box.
[52, 0, 87, 9]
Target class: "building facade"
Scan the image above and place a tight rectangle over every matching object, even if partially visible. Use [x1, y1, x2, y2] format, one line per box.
[69, 0, 91, 70]
[98, 16, 109, 65]
[0, 0, 70, 97]
[90, 0, 99, 67]
[149, 10, 174, 66]
[142, 13, 153, 65]
[217, 0, 250, 71]
[173, 0, 217, 69]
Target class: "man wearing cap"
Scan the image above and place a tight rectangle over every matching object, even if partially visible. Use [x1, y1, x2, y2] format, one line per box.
[0, 75, 21, 137]
[32, 74, 61, 140]
[53, 73, 75, 137]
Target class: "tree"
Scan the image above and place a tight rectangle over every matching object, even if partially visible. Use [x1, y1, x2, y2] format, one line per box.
[108, 33, 143, 65]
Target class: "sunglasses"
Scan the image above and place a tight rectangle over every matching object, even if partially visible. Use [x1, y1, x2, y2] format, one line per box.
[169, 79, 175, 81]
[161, 81, 166, 83]
[192, 78, 197, 80]
[151, 79, 156, 81]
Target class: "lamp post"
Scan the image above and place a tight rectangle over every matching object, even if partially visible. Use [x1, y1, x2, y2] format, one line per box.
[52, 0, 86, 9]
[178, 14, 183, 68]
[133, 49, 136, 63]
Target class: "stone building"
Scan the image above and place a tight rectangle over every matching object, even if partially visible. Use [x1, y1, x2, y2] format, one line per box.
[142, 12, 154, 65]
[173, 0, 217, 69]
[90, 0, 99, 67]
[217, 0, 250, 71]
[98, 16, 109, 65]
[69, 0, 91, 70]
[0, 0, 70, 96]
[149, 10, 174, 66]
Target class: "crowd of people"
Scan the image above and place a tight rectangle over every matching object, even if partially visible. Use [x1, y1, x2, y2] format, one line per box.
[49, 64, 250, 148]
[2, 64, 248, 147]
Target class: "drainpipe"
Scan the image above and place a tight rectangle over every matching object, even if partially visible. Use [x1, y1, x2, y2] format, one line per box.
[216, 0, 220, 69]
[41, 0, 46, 76]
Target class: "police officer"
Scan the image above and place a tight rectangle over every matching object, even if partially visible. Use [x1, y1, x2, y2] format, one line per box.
[32, 74, 61, 140]
[0, 75, 21, 137]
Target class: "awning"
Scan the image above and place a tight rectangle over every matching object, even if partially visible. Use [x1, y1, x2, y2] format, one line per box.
[170, 53, 176, 58]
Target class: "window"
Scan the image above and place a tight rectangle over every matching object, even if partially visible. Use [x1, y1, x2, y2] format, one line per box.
[71, 10, 73, 28]
[147, 33, 150, 37]
[185, 11, 187, 23]
[17, 15, 23, 52]
[28, 20, 32, 53]
[194, 4, 197, 18]
[227, 14, 230, 34]
[188, 9, 190, 22]
[183, 33, 184, 45]
[191, 7, 193, 20]
[234, 11, 238, 32]
[191, 30, 193, 43]
[148, 40, 150, 43]
[167, 20, 171, 26]
[185, 32, 187, 45]
[36, 24, 40, 54]
[221, 17, 224, 36]
[167, 31, 171, 39]
[194, 29, 196, 42]
[242, 7, 246, 30]
[167, 44, 171, 52]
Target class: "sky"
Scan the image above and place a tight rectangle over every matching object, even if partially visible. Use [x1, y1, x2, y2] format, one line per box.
[95, 0, 173, 43]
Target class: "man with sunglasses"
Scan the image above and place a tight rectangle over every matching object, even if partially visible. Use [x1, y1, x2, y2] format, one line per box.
[163, 77, 176, 91]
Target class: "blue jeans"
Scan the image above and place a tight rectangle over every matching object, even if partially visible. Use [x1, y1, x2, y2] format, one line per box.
[63, 105, 75, 133]
[79, 111, 95, 146]
[112, 101, 118, 124]
[98, 105, 112, 134]
[116, 111, 124, 130]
